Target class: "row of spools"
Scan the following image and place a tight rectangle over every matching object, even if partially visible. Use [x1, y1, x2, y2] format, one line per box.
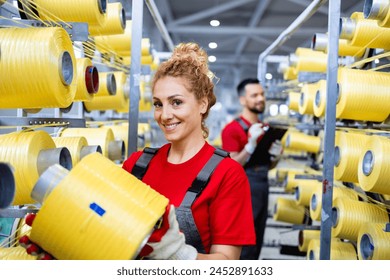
[272, 1, 390, 260]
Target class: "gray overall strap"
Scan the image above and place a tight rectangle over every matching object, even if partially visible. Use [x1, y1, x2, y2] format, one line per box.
[130, 147, 159, 180]
[236, 117, 249, 133]
[176, 148, 230, 253]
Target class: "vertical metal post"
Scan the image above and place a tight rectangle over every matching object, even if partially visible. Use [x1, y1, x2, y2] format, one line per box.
[127, 0, 144, 156]
[319, 0, 340, 260]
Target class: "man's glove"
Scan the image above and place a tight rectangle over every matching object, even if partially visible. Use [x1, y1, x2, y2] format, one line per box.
[268, 140, 283, 162]
[138, 205, 198, 260]
[244, 123, 265, 154]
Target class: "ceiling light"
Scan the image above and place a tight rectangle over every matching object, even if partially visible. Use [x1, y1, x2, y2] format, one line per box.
[210, 20, 220, 27]
[208, 42, 218, 49]
[265, 73, 273, 80]
[208, 56, 217, 63]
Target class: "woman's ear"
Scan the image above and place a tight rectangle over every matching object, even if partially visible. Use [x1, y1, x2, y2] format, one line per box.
[200, 97, 208, 114]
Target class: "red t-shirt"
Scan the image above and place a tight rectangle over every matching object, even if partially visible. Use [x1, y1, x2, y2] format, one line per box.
[122, 142, 255, 253]
[221, 116, 251, 152]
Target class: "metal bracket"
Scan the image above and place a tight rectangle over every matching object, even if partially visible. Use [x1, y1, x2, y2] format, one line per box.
[0, 117, 86, 128]
[0, 18, 89, 42]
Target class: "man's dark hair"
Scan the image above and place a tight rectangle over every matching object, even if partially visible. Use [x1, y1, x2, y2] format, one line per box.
[236, 78, 260, 96]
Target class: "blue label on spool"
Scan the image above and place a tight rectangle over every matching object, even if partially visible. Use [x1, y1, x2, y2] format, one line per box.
[89, 202, 106, 217]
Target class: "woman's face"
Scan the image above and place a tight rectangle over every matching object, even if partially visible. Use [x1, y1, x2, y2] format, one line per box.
[153, 76, 207, 144]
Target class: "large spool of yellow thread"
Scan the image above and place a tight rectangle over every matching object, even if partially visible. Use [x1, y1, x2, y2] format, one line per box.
[74, 58, 99, 102]
[59, 127, 124, 161]
[311, 33, 366, 57]
[310, 185, 359, 221]
[336, 67, 390, 122]
[84, 71, 129, 112]
[340, 12, 390, 50]
[285, 131, 321, 154]
[0, 246, 37, 260]
[30, 0, 107, 30]
[298, 229, 321, 252]
[334, 130, 373, 183]
[0, 131, 72, 205]
[291, 48, 328, 73]
[358, 135, 390, 195]
[94, 20, 131, 55]
[358, 222, 390, 260]
[53, 136, 89, 167]
[0, 27, 76, 109]
[364, 0, 390, 28]
[103, 123, 129, 157]
[29, 153, 169, 260]
[332, 197, 389, 241]
[295, 181, 322, 207]
[93, 72, 117, 97]
[313, 79, 327, 117]
[89, 2, 126, 36]
[283, 66, 298, 80]
[273, 197, 307, 225]
[307, 238, 357, 260]
[287, 92, 300, 112]
[299, 82, 321, 115]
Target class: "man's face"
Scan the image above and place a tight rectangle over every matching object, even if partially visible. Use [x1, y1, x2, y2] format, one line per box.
[241, 83, 266, 114]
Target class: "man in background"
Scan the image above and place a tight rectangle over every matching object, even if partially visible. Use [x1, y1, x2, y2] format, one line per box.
[221, 78, 283, 260]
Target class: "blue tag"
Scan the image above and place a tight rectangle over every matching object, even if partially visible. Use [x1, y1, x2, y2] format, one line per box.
[89, 202, 106, 217]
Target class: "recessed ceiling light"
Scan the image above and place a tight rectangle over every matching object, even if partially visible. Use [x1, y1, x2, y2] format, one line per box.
[208, 42, 218, 49]
[265, 73, 273, 80]
[208, 55, 217, 63]
[210, 20, 220, 27]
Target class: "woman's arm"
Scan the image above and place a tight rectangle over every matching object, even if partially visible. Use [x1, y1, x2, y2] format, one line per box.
[197, 245, 242, 260]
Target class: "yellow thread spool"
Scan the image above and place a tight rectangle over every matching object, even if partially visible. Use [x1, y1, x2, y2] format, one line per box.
[293, 48, 328, 73]
[0, 246, 37, 260]
[364, 0, 390, 28]
[52, 136, 89, 167]
[84, 71, 129, 112]
[312, 33, 366, 57]
[358, 223, 390, 260]
[273, 197, 306, 225]
[31, 0, 107, 28]
[358, 135, 390, 195]
[59, 127, 124, 161]
[0, 131, 71, 205]
[94, 20, 131, 55]
[74, 58, 99, 101]
[103, 123, 129, 157]
[287, 92, 300, 112]
[298, 82, 319, 115]
[310, 185, 359, 221]
[307, 238, 357, 260]
[295, 181, 322, 207]
[138, 80, 152, 112]
[93, 72, 117, 97]
[334, 130, 373, 183]
[283, 67, 298, 80]
[89, 2, 126, 36]
[313, 79, 327, 117]
[285, 131, 321, 154]
[336, 68, 390, 122]
[341, 12, 390, 50]
[298, 229, 320, 252]
[332, 197, 389, 241]
[29, 153, 169, 260]
[0, 27, 76, 109]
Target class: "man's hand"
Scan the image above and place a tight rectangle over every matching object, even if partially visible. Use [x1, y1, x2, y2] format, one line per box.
[268, 140, 283, 162]
[138, 205, 198, 260]
[244, 123, 265, 154]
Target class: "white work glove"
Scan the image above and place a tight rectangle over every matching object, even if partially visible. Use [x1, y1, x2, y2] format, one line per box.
[244, 123, 265, 154]
[268, 140, 283, 162]
[138, 205, 198, 260]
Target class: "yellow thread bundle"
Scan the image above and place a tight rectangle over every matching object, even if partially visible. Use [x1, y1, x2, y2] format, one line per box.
[31, 0, 106, 29]
[84, 71, 129, 112]
[89, 2, 125, 36]
[310, 185, 359, 221]
[59, 127, 114, 158]
[332, 197, 389, 241]
[294, 48, 328, 73]
[52, 136, 88, 167]
[336, 67, 390, 122]
[298, 82, 319, 115]
[307, 238, 357, 260]
[283, 67, 298, 80]
[0, 246, 37, 260]
[294, 181, 322, 207]
[273, 197, 306, 225]
[0, 131, 57, 205]
[74, 58, 97, 102]
[298, 229, 320, 252]
[338, 39, 366, 57]
[285, 131, 321, 154]
[287, 92, 300, 112]
[334, 130, 373, 183]
[94, 72, 116, 97]
[0, 27, 76, 109]
[358, 135, 390, 195]
[313, 80, 327, 117]
[103, 123, 129, 156]
[94, 20, 131, 56]
[358, 223, 390, 260]
[29, 153, 169, 260]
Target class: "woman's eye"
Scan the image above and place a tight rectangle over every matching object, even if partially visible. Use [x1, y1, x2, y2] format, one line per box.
[153, 101, 162, 108]
[172, 99, 182, 106]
